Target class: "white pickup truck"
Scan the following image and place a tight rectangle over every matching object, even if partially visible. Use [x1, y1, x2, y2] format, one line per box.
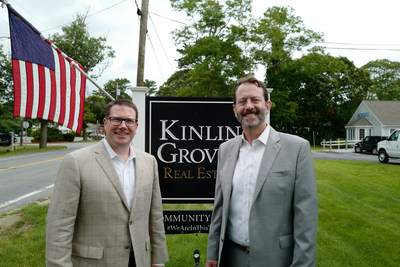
[377, 130, 400, 163]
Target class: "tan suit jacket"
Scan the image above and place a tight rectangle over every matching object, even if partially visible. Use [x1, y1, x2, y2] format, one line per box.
[46, 141, 168, 266]
[207, 127, 318, 267]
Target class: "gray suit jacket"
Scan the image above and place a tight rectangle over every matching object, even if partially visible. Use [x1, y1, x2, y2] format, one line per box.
[207, 127, 318, 267]
[46, 141, 168, 266]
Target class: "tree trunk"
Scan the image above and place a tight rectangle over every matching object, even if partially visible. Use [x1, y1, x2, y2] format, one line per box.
[83, 127, 88, 141]
[40, 120, 48, 149]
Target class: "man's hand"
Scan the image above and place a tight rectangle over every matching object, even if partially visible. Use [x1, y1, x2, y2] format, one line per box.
[205, 259, 218, 267]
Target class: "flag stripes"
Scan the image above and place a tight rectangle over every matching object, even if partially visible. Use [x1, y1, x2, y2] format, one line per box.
[8, 4, 86, 134]
[11, 56, 86, 133]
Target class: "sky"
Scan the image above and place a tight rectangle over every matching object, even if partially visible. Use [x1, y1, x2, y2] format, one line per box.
[1, 0, 400, 96]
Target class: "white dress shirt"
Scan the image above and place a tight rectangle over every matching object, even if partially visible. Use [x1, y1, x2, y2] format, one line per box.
[103, 139, 136, 211]
[103, 140, 164, 266]
[227, 125, 270, 247]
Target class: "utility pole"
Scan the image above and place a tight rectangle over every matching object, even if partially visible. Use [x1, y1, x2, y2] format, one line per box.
[136, 0, 149, 87]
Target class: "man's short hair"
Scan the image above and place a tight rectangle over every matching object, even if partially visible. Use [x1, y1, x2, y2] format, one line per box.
[233, 76, 269, 104]
[105, 99, 138, 120]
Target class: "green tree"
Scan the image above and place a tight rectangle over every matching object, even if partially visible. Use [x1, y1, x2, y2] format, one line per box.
[157, 70, 191, 96]
[50, 12, 115, 78]
[158, 2, 377, 144]
[144, 79, 157, 96]
[84, 95, 107, 125]
[362, 59, 400, 100]
[49, 11, 115, 141]
[0, 45, 22, 135]
[250, 6, 324, 86]
[246, 5, 326, 140]
[271, 53, 371, 142]
[0, 45, 13, 103]
[162, 0, 254, 96]
[94, 78, 132, 100]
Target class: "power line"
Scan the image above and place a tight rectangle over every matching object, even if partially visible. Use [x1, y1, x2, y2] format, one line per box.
[149, 14, 174, 72]
[146, 32, 165, 84]
[132, 0, 139, 10]
[324, 41, 400, 47]
[86, 0, 128, 18]
[42, 0, 129, 32]
[321, 41, 400, 52]
[324, 47, 400, 52]
[149, 11, 188, 25]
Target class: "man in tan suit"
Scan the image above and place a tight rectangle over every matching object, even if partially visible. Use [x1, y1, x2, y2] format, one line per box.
[46, 99, 168, 267]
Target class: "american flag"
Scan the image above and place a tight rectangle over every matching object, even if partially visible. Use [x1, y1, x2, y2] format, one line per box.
[7, 4, 86, 134]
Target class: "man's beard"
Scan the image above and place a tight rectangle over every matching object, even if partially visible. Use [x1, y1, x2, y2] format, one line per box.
[236, 107, 267, 129]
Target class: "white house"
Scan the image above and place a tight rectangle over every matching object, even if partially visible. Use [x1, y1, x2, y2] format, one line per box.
[345, 100, 400, 141]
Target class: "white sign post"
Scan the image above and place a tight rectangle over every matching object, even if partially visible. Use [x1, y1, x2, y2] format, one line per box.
[23, 121, 29, 148]
[130, 87, 148, 151]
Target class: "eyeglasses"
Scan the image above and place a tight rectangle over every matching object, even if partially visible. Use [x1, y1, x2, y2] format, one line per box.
[107, 117, 137, 126]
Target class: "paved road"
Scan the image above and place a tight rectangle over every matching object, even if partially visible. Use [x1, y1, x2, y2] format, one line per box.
[0, 141, 94, 215]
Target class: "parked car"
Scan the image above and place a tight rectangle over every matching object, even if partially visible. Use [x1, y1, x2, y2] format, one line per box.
[354, 136, 387, 154]
[88, 133, 105, 139]
[0, 133, 17, 147]
[377, 130, 400, 163]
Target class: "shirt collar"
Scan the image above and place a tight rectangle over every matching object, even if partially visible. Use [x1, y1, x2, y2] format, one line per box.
[241, 123, 270, 146]
[103, 139, 135, 160]
[258, 124, 270, 145]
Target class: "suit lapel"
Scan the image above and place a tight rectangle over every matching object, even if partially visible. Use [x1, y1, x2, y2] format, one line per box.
[131, 148, 144, 215]
[251, 127, 281, 206]
[94, 142, 130, 210]
[221, 137, 241, 204]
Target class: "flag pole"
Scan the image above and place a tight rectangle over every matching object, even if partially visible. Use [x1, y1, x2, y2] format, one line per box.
[72, 63, 115, 101]
[41, 35, 115, 101]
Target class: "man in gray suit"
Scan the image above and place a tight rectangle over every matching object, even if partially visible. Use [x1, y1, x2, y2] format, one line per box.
[46, 99, 168, 267]
[206, 77, 318, 267]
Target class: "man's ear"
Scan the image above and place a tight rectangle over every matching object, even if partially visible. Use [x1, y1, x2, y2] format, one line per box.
[266, 100, 272, 112]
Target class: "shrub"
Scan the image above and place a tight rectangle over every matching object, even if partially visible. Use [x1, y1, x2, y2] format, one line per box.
[31, 127, 75, 142]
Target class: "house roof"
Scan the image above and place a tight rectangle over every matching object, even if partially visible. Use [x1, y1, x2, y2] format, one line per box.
[364, 100, 400, 126]
[346, 116, 373, 127]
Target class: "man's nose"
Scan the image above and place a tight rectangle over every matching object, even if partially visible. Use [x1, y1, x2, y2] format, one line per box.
[118, 120, 128, 128]
[244, 99, 254, 109]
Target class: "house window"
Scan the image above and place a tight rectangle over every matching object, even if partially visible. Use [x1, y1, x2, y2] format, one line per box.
[359, 129, 365, 140]
[369, 129, 372, 136]
[348, 129, 355, 140]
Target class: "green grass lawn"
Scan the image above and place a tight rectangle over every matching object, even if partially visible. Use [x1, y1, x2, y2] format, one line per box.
[0, 160, 399, 266]
[315, 160, 400, 267]
[0, 145, 67, 157]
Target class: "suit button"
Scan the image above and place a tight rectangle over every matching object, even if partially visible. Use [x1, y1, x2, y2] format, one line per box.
[129, 221, 133, 225]
[125, 245, 130, 249]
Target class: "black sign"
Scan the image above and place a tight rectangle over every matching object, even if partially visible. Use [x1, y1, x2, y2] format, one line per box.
[146, 97, 241, 203]
[163, 210, 213, 234]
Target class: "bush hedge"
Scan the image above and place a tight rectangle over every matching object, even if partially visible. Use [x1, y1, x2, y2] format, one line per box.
[31, 127, 75, 142]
